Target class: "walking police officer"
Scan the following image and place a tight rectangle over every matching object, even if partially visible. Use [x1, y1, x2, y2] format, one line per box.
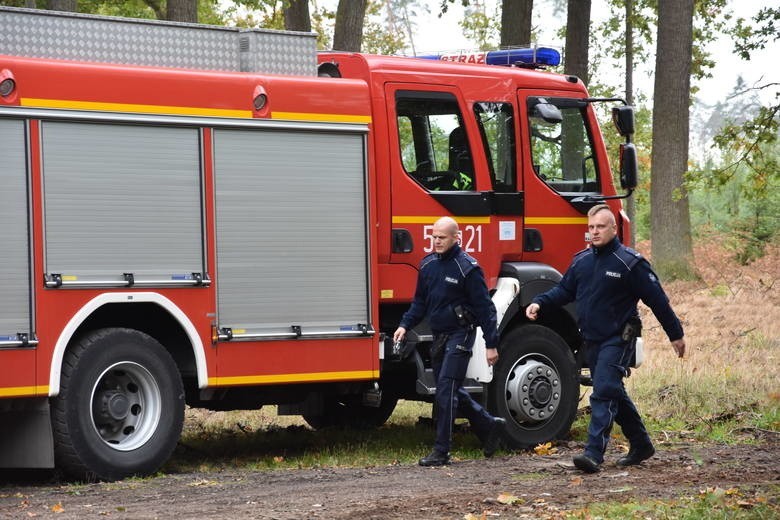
[394, 216, 506, 466]
[526, 204, 685, 473]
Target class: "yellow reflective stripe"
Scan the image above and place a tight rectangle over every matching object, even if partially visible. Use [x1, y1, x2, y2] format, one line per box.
[392, 216, 491, 224]
[0, 385, 49, 398]
[208, 370, 378, 386]
[21, 97, 252, 118]
[271, 111, 372, 124]
[525, 217, 588, 225]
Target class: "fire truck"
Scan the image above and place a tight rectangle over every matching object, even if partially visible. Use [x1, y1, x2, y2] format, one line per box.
[0, 7, 637, 480]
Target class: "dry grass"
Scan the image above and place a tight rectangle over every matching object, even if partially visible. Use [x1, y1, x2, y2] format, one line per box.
[626, 233, 779, 435]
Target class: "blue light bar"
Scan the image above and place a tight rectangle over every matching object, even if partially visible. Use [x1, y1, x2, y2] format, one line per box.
[416, 47, 561, 67]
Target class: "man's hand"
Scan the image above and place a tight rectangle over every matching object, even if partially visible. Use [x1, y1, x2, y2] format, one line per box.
[671, 338, 685, 358]
[486, 347, 498, 366]
[525, 303, 540, 321]
[393, 327, 406, 344]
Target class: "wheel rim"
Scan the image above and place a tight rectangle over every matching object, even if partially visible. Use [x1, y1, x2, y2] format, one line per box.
[503, 354, 562, 426]
[90, 361, 162, 451]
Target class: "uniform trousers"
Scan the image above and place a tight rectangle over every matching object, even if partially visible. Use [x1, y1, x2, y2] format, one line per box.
[584, 337, 652, 464]
[431, 328, 494, 454]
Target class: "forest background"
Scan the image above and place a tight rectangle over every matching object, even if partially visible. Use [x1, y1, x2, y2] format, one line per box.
[2, 0, 778, 277]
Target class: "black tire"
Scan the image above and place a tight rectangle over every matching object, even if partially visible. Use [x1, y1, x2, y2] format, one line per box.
[51, 328, 185, 481]
[303, 393, 399, 430]
[488, 324, 579, 449]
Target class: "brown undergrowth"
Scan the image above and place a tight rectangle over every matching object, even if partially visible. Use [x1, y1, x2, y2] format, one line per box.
[628, 232, 779, 436]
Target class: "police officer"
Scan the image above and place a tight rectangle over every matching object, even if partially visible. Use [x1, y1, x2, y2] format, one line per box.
[526, 204, 685, 473]
[394, 216, 506, 466]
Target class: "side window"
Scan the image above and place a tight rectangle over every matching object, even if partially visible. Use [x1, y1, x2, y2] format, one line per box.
[529, 98, 599, 193]
[474, 102, 516, 192]
[396, 91, 474, 191]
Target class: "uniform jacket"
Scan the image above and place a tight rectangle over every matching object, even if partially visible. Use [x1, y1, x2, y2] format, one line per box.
[532, 237, 684, 344]
[400, 244, 500, 348]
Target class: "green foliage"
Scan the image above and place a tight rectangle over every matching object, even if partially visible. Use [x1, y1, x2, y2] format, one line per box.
[362, 0, 406, 55]
[689, 135, 779, 264]
[569, 487, 780, 520]
[458, 1, 498, 51]
[687, 6, 780, 263]
[732, 7, 780, 61]
[219, 0, 284, 29]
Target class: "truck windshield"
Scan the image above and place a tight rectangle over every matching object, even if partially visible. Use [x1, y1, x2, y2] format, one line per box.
[529, 98, 599, 194]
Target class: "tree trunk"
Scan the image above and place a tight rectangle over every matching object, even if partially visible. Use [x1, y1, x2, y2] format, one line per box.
[333, 0, 367, 52]
[47, 0, 77, 11]
[166, 0, 198, 23]
[563, 0, 590, 86]
[650, 0, 695, 279]
[285, 0, 312, 32]
[625, 0, 636, 247]
[500, 0, 533, 48]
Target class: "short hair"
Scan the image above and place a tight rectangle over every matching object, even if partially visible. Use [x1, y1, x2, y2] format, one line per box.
[587, 204, 612, 218]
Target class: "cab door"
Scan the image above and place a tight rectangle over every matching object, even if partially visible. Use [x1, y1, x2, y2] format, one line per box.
[383, 84, 493, 301]
[518, 89, 610, 273]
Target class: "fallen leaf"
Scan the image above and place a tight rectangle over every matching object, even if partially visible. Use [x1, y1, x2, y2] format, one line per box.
[533, 442, 557, 455]
[569, 476, 583, 487]
[188, 479, 218, 487]
[51, 503, 64, 513]
[496, 492, 522, 505]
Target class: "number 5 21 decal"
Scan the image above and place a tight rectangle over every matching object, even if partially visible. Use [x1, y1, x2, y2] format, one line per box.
[423, 224, 483, 253]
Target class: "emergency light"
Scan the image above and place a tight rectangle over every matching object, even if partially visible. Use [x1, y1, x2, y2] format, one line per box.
[417, 47, 561, 67]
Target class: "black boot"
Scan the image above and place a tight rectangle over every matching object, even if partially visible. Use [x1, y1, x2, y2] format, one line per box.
[419, 450, 451, 467]
[616, 443, 655, 467]
[483, 417, 506, 458]
[573, 453, 601, 473]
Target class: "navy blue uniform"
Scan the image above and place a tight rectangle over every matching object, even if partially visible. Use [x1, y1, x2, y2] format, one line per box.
[533, 237, 683, 464]
[400, 244, 499, 454]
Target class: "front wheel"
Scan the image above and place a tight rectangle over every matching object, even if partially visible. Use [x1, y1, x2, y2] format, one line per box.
[51, 328, 185, 481]
[488, 324, 579, 449]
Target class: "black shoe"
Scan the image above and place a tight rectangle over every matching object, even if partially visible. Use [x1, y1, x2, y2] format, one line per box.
[616, 444, 655, 467]
[483, 417, 506, 458]
[573, 454, 601, 473]
[419, 450, 451, 467]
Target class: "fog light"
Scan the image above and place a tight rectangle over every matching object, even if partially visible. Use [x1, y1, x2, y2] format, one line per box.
[0, 78, 15, 97]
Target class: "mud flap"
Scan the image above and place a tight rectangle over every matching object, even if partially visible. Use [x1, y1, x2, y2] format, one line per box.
[0, 398, 54, 468]
[466, 277, 520, 383]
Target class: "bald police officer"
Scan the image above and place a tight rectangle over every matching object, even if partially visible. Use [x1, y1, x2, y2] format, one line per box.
[526, 204, 685, 473]
[394, 217, 505, 466]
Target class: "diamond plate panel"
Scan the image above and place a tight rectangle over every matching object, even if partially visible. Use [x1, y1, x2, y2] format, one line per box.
[239, 29, 317, 76]
[0, 7, 316, 75]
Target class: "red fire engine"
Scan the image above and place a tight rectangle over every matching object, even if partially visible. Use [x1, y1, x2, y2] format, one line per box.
[0, 7, 637, 480]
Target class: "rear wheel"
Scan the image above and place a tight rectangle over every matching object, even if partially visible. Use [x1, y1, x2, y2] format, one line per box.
[488, 324, 579, 448]
[51, 328, 184, 481]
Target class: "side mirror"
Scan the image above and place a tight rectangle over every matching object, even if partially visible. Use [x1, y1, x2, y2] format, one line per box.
[532, 98, 563, 124]
[619, 143, 638, 190]
[612, 105, 635, 137]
